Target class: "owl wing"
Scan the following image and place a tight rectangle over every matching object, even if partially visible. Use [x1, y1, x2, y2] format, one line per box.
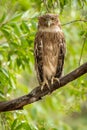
[55, 36, 66, 78]
[34, 33, 43, 84]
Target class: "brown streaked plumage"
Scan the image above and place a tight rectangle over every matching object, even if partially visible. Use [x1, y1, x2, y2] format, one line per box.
[34, 14, 66, 89]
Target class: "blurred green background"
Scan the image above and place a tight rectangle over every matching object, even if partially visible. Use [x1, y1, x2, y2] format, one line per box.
[0, 0, 87, 130]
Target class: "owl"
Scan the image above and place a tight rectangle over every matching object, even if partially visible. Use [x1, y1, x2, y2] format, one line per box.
[34, 14, 66, 90]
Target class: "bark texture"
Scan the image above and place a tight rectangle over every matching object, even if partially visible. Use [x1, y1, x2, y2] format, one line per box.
[0, 62, 87, 112]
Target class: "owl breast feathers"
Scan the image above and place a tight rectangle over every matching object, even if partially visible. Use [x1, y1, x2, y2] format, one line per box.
[34, 14, 66, 89]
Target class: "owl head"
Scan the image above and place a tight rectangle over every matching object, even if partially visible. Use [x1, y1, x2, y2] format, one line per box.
[38, 14, 60, 28]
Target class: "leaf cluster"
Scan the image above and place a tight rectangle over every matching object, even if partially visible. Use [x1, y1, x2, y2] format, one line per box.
[0, 0, 87, 130]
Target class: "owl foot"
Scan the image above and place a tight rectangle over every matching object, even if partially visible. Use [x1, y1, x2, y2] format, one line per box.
[41, 80, 50, 91]
[51, 77, 60, 85]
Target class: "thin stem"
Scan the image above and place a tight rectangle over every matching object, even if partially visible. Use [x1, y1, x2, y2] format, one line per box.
[62, 19, 87, 26]
[79, 38, 86, 65]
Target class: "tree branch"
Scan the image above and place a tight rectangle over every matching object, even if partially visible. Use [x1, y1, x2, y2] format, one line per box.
[0, 62, 87, 112]
[62, 19, 87, 26]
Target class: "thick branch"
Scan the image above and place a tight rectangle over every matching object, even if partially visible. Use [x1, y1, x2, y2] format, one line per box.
[0, 62, 87, 112]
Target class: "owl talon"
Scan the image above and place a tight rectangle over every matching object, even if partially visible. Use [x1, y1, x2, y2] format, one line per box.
[51, 77, 60, 85]
[41, 80, 50, 91]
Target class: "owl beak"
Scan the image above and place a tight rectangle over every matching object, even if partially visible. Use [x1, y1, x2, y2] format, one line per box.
[47, 20, 52, 27]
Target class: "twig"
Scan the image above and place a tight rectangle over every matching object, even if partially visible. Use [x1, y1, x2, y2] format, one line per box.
[42, 0, 50, 12]
[79, 38, 86, 65]
[0, 62, 87, 112]
[62, 19, 87, 26]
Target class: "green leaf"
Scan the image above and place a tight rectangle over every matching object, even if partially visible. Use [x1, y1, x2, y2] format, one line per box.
[11, 119, 18, 130]
[10, 22, 22, 36]
[15, 122, 32, 130]
[21, 21, 30, 32]
[0, 13, 6, 23]
[0, 91, 5, 100]
[10, 12, 22, 22]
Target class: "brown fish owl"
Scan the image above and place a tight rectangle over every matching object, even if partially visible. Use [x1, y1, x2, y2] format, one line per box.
[34, 14, 66, 89]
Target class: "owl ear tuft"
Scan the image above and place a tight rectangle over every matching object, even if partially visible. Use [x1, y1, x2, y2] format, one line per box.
[55, 14, 59, 17]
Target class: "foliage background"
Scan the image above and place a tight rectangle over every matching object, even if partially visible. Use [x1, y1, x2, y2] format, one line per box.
[0, 0, 87, 130]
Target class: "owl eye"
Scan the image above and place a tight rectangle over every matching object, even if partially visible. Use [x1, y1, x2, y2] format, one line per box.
[44, 18, 47, 21]
[51, 18, 54, 20]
